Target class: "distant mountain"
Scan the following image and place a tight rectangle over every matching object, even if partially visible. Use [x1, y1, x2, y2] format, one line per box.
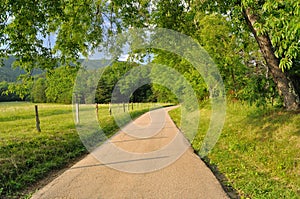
[79, 59, 113, 69]
[0, 57, 25, 82]
[0, 57, 113, 82]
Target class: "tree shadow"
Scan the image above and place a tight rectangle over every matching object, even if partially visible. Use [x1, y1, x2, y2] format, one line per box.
[245, 108, 300, 140]
[70, 156, 170, 170]
[109, 136, 168, 143]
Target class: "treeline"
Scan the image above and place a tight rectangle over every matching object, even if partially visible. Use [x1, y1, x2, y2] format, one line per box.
[0, 82, 22, 101]
[0, 61, 178, 104]
[0, 66, 77, 103]
[72, 61, 179, 104]
[0, 55, 282, 107]
[1, 3, 299, 107]
[1, 1, 299, 109]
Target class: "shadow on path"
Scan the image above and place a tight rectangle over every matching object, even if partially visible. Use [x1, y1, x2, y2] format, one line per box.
[71, 156, 170, 170]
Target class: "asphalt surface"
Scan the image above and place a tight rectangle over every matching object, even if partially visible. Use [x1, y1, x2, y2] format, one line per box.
[31, 106, 229, 199]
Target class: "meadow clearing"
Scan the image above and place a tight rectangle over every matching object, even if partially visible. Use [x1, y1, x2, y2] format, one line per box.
[1, 101, 299, 198]
[0, 102, 158, 198]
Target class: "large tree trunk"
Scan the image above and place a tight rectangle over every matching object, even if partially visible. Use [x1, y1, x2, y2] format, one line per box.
[243, 8, 300, 111]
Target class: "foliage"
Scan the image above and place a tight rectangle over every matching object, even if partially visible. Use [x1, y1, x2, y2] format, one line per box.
[132, 84, 156, 102]
[151, 11, 277, 106]
[95, 61, 160, 103]
[0, 57, 24, 82]
[259, 0, 299, 71]
[195, 0, 300, 110]
[195, 14, 248, 94]
[0, 81, 21, 102]
[31, 77, 47, 103]
[45, 66, 78, 104]
[1, 60, 169, 104]
[6, 76, 33, 101]
[169, 103, 300, 198]
[0, 0, 104, 71]
[1, 0, 298, 108]
[95, 61, 135, 103]
[1, 66, 77, 104]
[151, 51, 205, 101]
[195, 0, 299, 71]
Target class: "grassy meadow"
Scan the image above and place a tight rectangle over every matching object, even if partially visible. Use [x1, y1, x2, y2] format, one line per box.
[1, 101, 299, 198]
[0, 102, 159, 198]
[169, 102, 300, 198]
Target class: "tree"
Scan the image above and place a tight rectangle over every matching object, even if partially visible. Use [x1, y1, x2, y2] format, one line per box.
[95, 61, 137, 103]
[45, 66, 78, 104]
[1, 0, 104, 70]
[0, 81, 21, 102]
[196, 0, 300, 110]
[2, 0, 298, 110]
[31, 77, 47, 103]
[6, 76, 33, 101]
[132, 84, 156, 102]
[194, 13, 280, 105]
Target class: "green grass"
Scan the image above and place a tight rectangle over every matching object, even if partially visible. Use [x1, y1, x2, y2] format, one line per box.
[169, 102, 300, 198]
[0, 102, 163, 198]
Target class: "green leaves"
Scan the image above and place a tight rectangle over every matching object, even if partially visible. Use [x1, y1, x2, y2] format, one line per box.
[31, 78, 47, 103]
[1, 0, 104, 70]
[260, 0, 300, 71]
[198, 0, 299, 72]
[279, 56, 293, 70]
[45, 66, 78, 104]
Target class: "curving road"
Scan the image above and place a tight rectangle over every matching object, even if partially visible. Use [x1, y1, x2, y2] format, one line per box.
[31, 106, 228, 199]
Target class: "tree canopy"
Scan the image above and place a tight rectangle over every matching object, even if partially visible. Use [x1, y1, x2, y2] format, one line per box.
[195, 0, 300, 109]
[0, 0, 299, 109]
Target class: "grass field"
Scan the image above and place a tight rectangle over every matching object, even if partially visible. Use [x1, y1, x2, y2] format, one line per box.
[169, 102, 300, 198]
[0, 102, 161, 198]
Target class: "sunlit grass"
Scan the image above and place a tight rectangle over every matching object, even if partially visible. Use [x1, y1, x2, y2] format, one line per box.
[169, 102, 300, 198]
[0, 102, 165, 198]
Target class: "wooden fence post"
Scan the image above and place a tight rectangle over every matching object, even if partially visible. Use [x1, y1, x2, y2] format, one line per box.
[109, 103, 112, 115]
[35, 105, 41, 132]
[96, 103, 99, 119]
[75, 103, 80, 124]
[123, 102, 125, 112]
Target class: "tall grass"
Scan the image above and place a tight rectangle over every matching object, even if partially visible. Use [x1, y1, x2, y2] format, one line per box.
[169, 102, 300, 198]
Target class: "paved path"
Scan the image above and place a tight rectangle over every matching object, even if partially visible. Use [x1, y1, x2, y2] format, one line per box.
[31, 107, 228, 199]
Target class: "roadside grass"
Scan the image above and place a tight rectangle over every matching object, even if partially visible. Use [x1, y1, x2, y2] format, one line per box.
[0, 102, 162, 198]
[169, 102, 300, 198]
